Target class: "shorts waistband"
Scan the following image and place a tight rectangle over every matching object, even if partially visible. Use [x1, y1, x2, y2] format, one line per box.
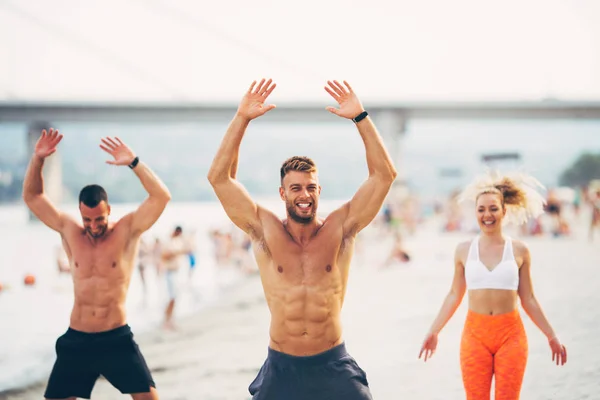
[66, 324, 131, 339]
[267, 342, 348, 367]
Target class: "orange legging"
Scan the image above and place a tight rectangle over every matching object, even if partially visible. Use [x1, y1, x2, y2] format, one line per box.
[460, 309, 528, 400]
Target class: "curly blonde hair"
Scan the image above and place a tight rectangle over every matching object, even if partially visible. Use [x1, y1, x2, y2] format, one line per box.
[459, 170, 546, 226]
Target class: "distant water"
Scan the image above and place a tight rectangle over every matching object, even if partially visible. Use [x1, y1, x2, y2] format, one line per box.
[1, 118, 599, 200]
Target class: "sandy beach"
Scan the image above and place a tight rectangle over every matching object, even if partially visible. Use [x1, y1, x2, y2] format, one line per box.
[2, 214, 598, 400]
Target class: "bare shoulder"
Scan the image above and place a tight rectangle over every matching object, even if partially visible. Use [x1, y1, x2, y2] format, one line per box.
[256, 204, 280, 222]
[115, 213, 135, 232]
[60, 215, 83, 237]
[456, 240, 471, 256]
[324, 205, 347, 225]
[59, 218, 82, 254]
[511, 238, 531, 260]
[251, 206, 287, 258]
[254, 205, 282, 237]
[325, 210, 353, 243]
[455, 240, 472, 264]
[326, 202, 355, 236]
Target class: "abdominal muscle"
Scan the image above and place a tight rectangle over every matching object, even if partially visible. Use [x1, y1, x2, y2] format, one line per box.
[468, 289, 519, 315]
[69, 275, 130, 332]
[267, 284, 344, 356]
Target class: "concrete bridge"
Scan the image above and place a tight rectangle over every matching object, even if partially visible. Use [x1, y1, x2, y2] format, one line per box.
[2, 100, 600, 219]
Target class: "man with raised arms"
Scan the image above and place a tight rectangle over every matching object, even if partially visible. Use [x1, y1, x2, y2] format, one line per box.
[208, 79, 397, 399]
[23, 129, 170, 400]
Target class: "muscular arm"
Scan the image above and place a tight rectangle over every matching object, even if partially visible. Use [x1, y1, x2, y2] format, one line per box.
[341, 116, 397, 235]
[206, 78, 278, 237]
[427, 243, 468, 335]
[517, 243, 557, 340]
[22, 155, 67, 232]
[129, 161, 172, 235]
[98, 137, 171, 235]
[207, 115, 262, 235]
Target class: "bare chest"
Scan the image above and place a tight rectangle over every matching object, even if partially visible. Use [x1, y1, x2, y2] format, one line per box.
[66, 233, 135, 279]
[263, 236, 350, 286]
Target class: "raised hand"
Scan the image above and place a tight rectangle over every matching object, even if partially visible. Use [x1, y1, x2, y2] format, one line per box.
[549, 337, 567, 366]
[34, 128, 63, 159]
[100, 137, 136, 166]
[418, 332, 438, 362]
[236, 78, 277, 120]
[324, 80, 365, 120]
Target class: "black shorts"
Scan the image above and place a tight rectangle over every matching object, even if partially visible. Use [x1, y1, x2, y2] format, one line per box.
[248, 342, 372, 400]
[44, 325, 155, 399]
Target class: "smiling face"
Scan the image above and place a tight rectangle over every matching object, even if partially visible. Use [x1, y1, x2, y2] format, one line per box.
[476, 192, 506, 233]
[279, 171, 321, 224]
[79, 200, 110, 238]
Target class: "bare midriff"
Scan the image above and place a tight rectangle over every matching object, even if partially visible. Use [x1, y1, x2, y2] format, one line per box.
[70, 273, 130, 332]
[267, 280, 344, 356]
[468, 289, 519, 315]
[253, 213, 354, 356]
[62, 221, 137, 333]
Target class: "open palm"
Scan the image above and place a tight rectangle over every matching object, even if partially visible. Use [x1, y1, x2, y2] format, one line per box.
[34, 128, 63, 159]
[99, 137, 136, 166]
[237, 78, 277, 120]
[324, 80, 365, 119]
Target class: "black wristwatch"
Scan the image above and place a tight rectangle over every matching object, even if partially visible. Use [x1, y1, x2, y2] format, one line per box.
[352, 111, 368, 124]
[128, 156, 140, 169]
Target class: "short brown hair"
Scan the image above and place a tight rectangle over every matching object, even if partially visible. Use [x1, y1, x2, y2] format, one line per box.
[79, 184, 108, 208]
[280, 156, 317, 182]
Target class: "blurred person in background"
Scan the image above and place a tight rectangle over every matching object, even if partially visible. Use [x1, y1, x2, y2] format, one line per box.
[588, 181, 600, 242]
[160, 226, 192, 330]
[137, 236, 153, 301]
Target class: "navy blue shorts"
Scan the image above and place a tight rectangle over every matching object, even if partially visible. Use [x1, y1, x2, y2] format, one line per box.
[44, 325, 155, 399]
[249, 342, 372, 400]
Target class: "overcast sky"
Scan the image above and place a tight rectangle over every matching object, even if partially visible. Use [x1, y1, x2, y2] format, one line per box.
[1, 0, 599, 103]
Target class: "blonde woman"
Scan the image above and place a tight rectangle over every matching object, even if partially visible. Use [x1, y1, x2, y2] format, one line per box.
[419, 172, 567, 399]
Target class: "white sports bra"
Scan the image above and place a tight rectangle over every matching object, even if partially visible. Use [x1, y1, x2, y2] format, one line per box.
[464, 236, 519, 291]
